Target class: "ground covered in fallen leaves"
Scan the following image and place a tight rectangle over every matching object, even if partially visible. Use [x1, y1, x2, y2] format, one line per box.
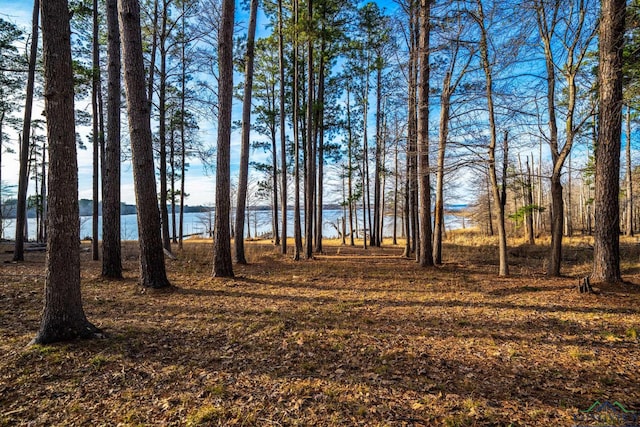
[0, 233, 639, 426]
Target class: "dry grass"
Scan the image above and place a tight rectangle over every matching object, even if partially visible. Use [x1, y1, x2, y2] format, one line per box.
[0, 233, 639, 426]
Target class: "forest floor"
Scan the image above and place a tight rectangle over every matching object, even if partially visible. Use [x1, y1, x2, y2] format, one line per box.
[0, 231, 639, 426]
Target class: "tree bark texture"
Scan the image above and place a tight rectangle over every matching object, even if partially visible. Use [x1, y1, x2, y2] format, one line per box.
[119, 0, 171, 288]
[213, 0, 235, 277]
[34, 0, 98, 343]
[592, 0, 625, 283]
[102, 0, 123, 278]
[417, 0, 433, 267]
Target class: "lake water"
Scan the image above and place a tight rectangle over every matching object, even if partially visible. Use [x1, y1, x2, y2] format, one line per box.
[2, 208, 467, 241]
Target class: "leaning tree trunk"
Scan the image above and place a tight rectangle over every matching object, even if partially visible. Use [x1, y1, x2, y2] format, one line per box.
[159, 6, 171, 253]
[34, 0, 99, 343]
[102, 0, 122, 278]
[212, 0, 235, 277]
[592, 0, 625, 283]
[14, 0, 39, 262]
[234, 0, 258, 265]
[119, 0, 171, 289]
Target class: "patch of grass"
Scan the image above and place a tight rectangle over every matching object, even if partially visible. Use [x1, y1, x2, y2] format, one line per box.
[186, 405, 226, 426]
[625, 327, 638, 340]
[567, 346, 595, 362]
[89, 354, 111, 369]
[444, 413, 476, 427]
[205, 382, 227, 397]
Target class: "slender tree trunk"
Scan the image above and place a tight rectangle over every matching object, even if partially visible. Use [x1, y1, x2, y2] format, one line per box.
[433, 79, 451, 265]
[407, 1, 419, 256]
[592, 0, 625, 283]
[234, 0, 258, 264]
[476, 0, 507, 276]
[525, 159, 535, 244]
[372, 61, 382, 247]
[158, 2, 171, 253]
[315, 39, 325, 254]
[146, 0, 158, 109]
[34, 0, 99, 343]
[346, 84, 355, 246]
[170, 130, 177, 243]
[102, 0, 122, 278]
[293, 0, 303, 260]
[392, 135, 399, 245]
[212, 0, 235, 277]
[14, 0, 39, 262]
[178, 4, 187, 251]
[304, 0, 315, 260]
[626, 106, 633, 236]
[362, 58, 370, 251]
[417, 0, 433, 267]
[91, 0, 100, 261]
[278, 0, 287, 254]
[271, 125, 280, 246]
[119, 0, 171, 288]
[0, 113, 3, 238]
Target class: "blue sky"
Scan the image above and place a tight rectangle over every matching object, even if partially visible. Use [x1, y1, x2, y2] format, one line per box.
[0, 0, 399, 208]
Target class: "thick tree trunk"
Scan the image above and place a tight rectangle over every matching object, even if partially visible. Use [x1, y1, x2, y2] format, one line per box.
[213, 0, 235, 277]
[102, 0, 122, 278]
[548, 176, 563, 275]
[119, 0, 171, 288]
[592, 0, 625, 283]
[234, 0, 258, 264]
[14, 0, 39, 262]
[34, 0, 99, 343]
[417, 0, 433, 268]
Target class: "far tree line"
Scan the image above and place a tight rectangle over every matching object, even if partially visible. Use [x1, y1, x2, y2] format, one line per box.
[0, 0, 634, 341]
